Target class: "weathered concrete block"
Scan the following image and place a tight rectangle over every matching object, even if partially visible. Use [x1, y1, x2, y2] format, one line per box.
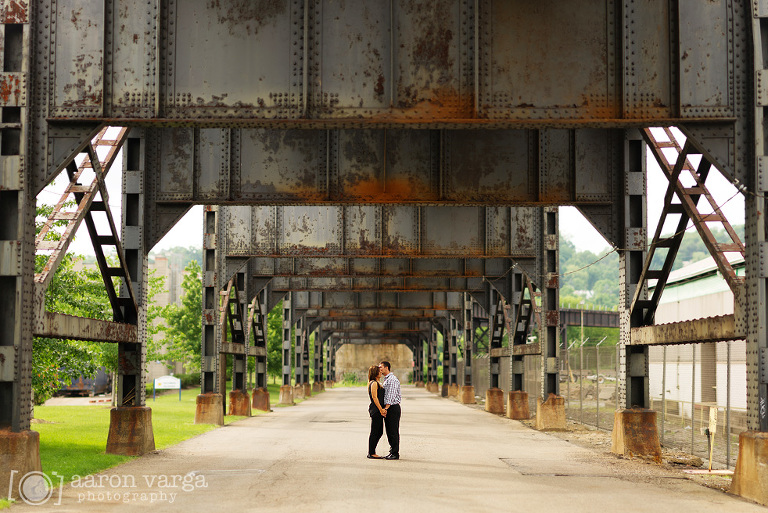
[535, 394, 566, 430]
[228, 390, 251, 416]
[320, 381, 326, 391]
[324, 380, 334, 389]
[252, 387, 271, 412]
[611, 408, 661, 462]
[415, 381, 425, 388]
[459, 386, 476, 404]
[507, 391, 530, 420]
[730, 431, 768, 505]
[195, 393, 224, 425]
[485, 388, 505, 414]
[312, 382, 322, 393]
[0, 429, 41, 499]
[279, 385, 295, 405]
[293, 384, 305, 400]
[441, 383, 449, 397]
[303, 383, 312, 397]
[427, 382, 439, 393]
[448, 383, 459, 398]
[106, 407, 156, 456]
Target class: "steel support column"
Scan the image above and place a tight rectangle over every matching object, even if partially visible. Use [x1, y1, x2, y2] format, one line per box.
[620, 132, 649, 409]
[510, 271, 525, 392]
[540, 206, 559, 397]
[294, 315, 305, 387]
[282, 294, 293, 386]
[449, 315, 458, 388]
[0, 7, 38, 489]
[116, 135, 147, 408]
[314, 326, 323, 385]
[462, 294, 474, 387]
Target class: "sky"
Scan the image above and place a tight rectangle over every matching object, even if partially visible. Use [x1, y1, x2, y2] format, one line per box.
[42, 129, 744, 258]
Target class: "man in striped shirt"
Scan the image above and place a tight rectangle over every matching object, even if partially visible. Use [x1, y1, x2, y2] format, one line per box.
[379, 361, 401, 460]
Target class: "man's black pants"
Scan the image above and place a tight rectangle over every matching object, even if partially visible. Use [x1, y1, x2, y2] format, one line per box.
[384, 404, 401, 456]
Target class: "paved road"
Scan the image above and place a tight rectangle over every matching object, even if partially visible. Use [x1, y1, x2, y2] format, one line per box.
[14, 386, 765, 512]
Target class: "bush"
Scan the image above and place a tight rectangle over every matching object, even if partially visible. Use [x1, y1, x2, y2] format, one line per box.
[339, 372, 365, 386]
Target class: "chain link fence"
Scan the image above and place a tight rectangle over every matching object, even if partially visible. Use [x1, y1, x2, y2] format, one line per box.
[563, 340, 745, 469]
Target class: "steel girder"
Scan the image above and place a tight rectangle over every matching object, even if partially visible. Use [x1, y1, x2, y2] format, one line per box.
[30, 1, 746, 132]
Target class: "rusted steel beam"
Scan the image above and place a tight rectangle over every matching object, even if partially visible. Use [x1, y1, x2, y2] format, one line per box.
[271, 276, 482, 292]
[36, 312, 137, 344]
[559, 309, 620, 328]
[629, 315, 743, 346]
[220, 343, 266, 357]
[249, 257, 515, 278]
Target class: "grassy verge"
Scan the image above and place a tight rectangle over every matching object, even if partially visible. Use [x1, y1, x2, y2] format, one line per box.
[0, 499, 13, 510]
[32, 384, 291, 485]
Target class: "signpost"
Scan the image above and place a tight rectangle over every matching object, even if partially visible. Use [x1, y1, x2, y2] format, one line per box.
[153, 375, 182, 401]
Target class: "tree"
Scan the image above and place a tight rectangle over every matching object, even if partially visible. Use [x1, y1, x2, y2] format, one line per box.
[33, 205, 112, 404]
[33, 204, 167, 404]
[267, 301, 284, 383]
[159, 260, 202, 371]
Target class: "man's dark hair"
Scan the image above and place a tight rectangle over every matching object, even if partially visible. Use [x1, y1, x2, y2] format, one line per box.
[380, 361, 391, 371]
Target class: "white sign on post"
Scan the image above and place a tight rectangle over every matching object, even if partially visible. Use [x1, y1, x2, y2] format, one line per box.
[153, 375, 182, 401]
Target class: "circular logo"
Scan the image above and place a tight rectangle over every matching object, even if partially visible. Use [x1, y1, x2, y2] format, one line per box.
[18, 472, 53, 505]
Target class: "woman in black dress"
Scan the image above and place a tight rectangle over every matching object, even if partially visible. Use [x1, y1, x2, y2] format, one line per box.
[367, 364, 387, 459]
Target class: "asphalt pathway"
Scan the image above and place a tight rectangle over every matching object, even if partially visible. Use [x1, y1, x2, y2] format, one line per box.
[14, 385, 766, 512]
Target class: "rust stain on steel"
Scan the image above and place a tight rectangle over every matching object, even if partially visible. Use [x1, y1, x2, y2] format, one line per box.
[2, 0, 27, 23]
[207, 0, 286, 36]
[546, 311, 559, 326]
[61, 54, 103, 108]
[0, 74, 21, 105]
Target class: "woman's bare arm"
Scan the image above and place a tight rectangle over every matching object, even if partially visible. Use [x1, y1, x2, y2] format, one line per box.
[371, 382, 386, 416]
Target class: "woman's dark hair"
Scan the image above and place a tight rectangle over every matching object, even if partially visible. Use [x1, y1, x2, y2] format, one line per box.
[368, 365, 380, 381]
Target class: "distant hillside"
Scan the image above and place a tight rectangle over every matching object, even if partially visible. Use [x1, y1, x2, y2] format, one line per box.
[559, 224, 744, 310]
[149, 246, 202, 269]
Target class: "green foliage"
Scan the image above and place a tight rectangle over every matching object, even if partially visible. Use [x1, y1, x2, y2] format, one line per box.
[559, 238, 619, 310]
[649, 224, 744, 271]
[339, 372, 365, 386]
[267, 301, 283, 381]
[149, 245, 203, 269]
[33, 203, 113, 404]
[158, 260, 202, 371]
[33, 203, 168, 404]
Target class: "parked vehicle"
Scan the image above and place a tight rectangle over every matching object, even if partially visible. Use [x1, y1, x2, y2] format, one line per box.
[57, 367, 111, 396]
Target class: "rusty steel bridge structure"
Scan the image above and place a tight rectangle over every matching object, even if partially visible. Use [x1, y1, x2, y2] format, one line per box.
[1, 0, 768, 503]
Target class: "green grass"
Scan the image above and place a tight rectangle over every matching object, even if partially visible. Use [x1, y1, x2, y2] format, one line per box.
[32, 384, 293, 485]
[0, 499, 13, 510]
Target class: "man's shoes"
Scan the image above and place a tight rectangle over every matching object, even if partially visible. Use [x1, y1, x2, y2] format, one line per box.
[367, 454, 383, 459]
[384, 453, 399, 460]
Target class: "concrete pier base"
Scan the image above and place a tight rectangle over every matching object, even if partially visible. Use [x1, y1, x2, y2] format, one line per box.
[325, 380, 334, 389]
[312, 382, 322, 393]
[228, 390, 251, 416]
[427, 382, 439, 393]
[730, 431, 768, 506]
[293, 384, 305, 400]
[535, 394, 566, 431]
[415, 381, 425, 388]
[441, 383, 449, 397]
[611, 408, 661, 462]
[303, 383, 312, 397]
[485, 388, 505, 414]
[106, 407, 156, 456]
[507, 391, 530, 420]
[252, 387, 271, 411]
[279, 385, 295, 405]
[0, 429, 41, 499]
[459, 385, 476, 404]
[448, 383, 459, 398]
[195, 393, 224, 425]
